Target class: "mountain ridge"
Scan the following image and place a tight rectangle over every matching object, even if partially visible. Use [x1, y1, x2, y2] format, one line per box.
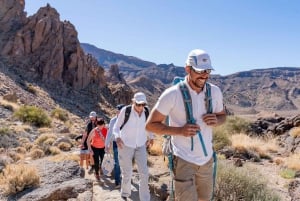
[81, 42, 300, 115]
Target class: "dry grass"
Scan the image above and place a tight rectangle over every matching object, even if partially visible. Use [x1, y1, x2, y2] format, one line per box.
[51, 107, 69, 122]
[57, 142, 71, 151]
[49, 153, 80, 162]
[230, 134, 278, 158]
[30, 148, 45, 159]
[18, 137, 30, 145]
[34, 133, 57, 146]
[8, 152, 24, 162]
[0, 98, 20, 111]
[284, 153, 300, 171]
[14, 147, 26, 154]
[37, 127, 53, 133]
[0, 164, 40, 196]
[290, 126, 300, 138]
[43, 138, 55, 146]
[215, 160, 280, 200]
[48, 146, 61, 155]
[12, 124, 32, 134]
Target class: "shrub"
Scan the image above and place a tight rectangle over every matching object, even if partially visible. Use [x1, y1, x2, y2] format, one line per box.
[279, 168, 296, 179]
[13, 106, 51, 127]
[30, 148, 45, 159]
[218, 116, 250, 135]
[7, 152, 23, 162]
[290, 127, 300, 138]
[0, 99, 19, 111]
[43, 138, 55, 146]
[18, 137, 30, 145]
[0, 164, 40, 196]
[34, 133, 57, 146]
[23, 143, 33, 151]
[51, 107, 69, 122]
[57, 142, 71, 151]
[213, 127, 231, 151]
[26, 84, 37, 95]
[48, 146, 61, 155]
[230, 134, 278, 159]
[14, 147, 26, 154]
[215, 160, 280, 200]
[0, 127, 10, 135]
[285, 153, 300, 171]
[3, 92, 18, 103]
[212, 116, 250, 151]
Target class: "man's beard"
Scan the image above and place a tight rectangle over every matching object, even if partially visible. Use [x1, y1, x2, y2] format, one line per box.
[191, 78, 206, 89]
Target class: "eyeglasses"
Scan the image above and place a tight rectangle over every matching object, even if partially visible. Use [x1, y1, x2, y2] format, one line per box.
[135, 103, 146, 107]
[190, 67, 212, 75]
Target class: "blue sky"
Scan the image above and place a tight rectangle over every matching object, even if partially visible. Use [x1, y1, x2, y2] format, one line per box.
[25, 0, 300, 75]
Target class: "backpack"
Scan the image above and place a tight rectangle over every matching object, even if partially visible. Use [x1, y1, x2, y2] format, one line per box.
[162, 78, 212, 156]
[163, 77, 217, 201]
[120, 105, 149, 130]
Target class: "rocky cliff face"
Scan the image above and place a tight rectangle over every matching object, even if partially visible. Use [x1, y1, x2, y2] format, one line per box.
[1, 0, 104, 89]
[0, 0, 133, 116]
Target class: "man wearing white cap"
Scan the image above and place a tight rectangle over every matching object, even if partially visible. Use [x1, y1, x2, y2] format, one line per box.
[146, 49, 226, 201]
[113, 92, 154, 201]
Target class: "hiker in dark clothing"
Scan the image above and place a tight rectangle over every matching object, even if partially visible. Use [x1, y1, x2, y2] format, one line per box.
[81, 111, 97, 172]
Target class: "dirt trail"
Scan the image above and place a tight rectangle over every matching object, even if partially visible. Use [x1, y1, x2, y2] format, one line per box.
[84, 155, 165, 201]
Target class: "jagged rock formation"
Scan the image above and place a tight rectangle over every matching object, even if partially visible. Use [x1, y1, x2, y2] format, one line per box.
[0, 0, 133, 116]
[1, 0, 104, 89]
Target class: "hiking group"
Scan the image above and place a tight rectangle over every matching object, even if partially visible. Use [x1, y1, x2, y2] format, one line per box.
[78, 49, 226, 201]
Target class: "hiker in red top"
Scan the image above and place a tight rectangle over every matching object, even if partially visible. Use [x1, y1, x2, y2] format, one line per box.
[87, 118, 107, 180]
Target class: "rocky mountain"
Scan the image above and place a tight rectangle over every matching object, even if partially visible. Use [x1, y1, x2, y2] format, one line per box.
[81, 43, 300, 115]
[1, 0, 300, 118]
[0, 0, 133, 118]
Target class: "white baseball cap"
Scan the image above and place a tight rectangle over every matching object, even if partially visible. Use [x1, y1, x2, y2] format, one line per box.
[89, 111, 97, 118]
[132, 92, 147, 104]
[185, 49, 214, 71]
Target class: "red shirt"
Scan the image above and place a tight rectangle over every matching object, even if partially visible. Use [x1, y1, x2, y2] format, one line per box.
[91, 127, 107, 148]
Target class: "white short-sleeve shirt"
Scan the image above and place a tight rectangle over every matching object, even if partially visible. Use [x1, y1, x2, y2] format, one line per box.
[153, 79, 224, 165]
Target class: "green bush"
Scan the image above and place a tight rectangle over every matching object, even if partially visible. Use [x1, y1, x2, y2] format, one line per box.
[225, 116, 250, 134]
[51, 107, 69, 122]
[0, 127, 10, 135]
[213, 116, 250, 151]
[215, 160, 280, 201]
[213, 127, 231, 151]
[279, 168, 296, 179]
[13, 106, 51, 127]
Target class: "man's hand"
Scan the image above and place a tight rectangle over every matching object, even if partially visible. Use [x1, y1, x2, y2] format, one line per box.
[116, 137, 124, 149]
[180, 123, 200, 137]
[202, 113, 218, 126]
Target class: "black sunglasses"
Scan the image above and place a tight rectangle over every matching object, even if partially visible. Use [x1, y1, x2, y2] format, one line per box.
[135, 103, 146, 107]
[190, 67, 212, 75]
